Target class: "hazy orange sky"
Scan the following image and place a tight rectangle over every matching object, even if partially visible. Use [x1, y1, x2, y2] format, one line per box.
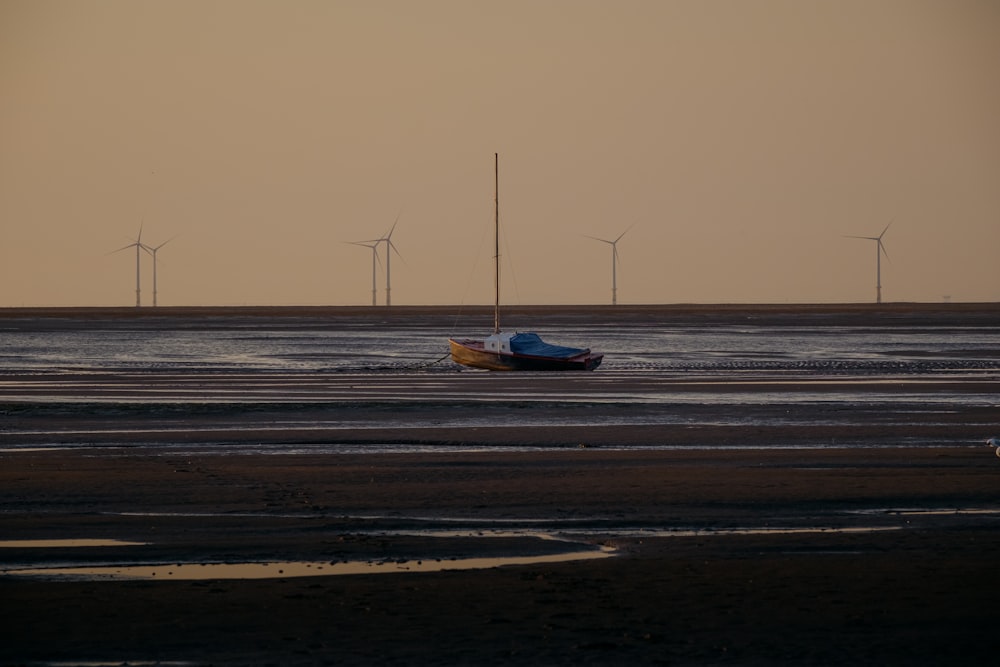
[2, 0, 998, 307]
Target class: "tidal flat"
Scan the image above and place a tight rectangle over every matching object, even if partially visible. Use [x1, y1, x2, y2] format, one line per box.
[1, 303, 999, 665]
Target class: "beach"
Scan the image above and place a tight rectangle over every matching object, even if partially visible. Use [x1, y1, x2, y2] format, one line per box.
[1, 304, 999, 665]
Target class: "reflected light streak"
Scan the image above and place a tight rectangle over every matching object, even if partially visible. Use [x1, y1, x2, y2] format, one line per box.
[0, 539, 147, 548]
[4, 548, 613, 581]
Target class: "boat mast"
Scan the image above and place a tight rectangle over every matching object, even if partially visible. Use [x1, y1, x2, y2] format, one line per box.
[493, 152, 500, 335]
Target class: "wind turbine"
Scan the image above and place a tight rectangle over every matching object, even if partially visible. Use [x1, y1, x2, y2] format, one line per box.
[111, 224, 145, 307]
[584, 223, 634, 306]
[376, 215, 402, 307]
[347, 240, 381, 306]
[143, 237, 174, 307]
[845, 221, 892, 304]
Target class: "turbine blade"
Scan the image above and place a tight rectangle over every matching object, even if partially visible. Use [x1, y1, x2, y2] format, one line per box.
[387, 239, 405, 262]
[615, 221, 637, 243]
[879, 219, 894, 240]
[153, 235, 176, 251]
[583, 234, 613, 244]
[109, 242, 137, 254]
[384, 212, 401, 239]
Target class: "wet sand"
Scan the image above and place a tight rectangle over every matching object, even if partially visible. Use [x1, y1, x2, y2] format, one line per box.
[2, 446, 1000, 666]
[1, 304, 999, 666]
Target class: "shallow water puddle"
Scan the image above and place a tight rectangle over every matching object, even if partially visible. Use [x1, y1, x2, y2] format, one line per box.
[0, 539, 146, 548]
[848, 507, 1000, 516]
[650, 526, 903, 537]
[40, 662, 194, 667]
[3, 548, 613, 580]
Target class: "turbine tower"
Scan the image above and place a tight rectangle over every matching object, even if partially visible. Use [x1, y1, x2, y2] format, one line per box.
[584, 224, 634, 306]
[347, 240, 381, 306]
[111, 225, 145, 307]
[376, 215, 402, 307]
[846, 222, 892, 304]
[143, 237, 173, 307]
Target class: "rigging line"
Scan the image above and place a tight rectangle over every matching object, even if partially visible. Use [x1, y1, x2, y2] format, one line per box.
[498, 208, 522, 311]
[449, 203, 496, 337]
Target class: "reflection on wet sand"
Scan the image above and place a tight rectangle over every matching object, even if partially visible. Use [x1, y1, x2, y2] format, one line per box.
[1, 525, 923, 581]
[5, 548, 614, 581]
[0, 539, 146, 548]
[37, 662, 194, 667]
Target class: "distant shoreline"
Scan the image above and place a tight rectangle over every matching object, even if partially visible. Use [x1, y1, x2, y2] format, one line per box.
[1, 303, 998, 333]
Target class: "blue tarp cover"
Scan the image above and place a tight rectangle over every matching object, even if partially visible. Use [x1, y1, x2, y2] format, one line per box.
[508, 332, 586, 359]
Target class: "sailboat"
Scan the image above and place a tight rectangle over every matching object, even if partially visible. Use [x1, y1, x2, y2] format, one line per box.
[448, 154, 604, 371]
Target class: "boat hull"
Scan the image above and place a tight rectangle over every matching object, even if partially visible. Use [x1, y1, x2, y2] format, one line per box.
[448, 338, 603, 371]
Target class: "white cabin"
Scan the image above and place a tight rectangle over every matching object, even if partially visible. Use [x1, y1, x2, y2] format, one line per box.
[484, 332, 515, 354]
